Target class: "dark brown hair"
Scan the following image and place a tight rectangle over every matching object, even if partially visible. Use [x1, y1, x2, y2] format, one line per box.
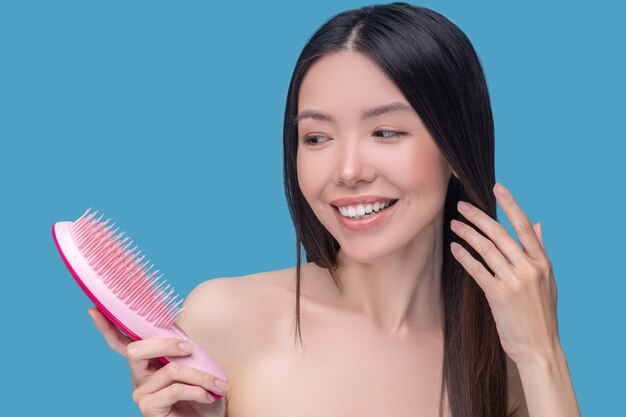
[282, 3, 506, 416]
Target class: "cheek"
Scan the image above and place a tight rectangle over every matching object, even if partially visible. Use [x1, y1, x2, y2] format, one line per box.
[296, 150, 324, 203]
[394, 140, 450, 193]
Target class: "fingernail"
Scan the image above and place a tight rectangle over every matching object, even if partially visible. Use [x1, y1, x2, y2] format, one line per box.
[215, 379, 228, 391]
[494, 182, 507, 196]
[178, 342, 193, 353]
[457, 201, 471, 212]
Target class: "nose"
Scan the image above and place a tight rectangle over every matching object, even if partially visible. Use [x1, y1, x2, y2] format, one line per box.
[333, 136, 376, 187]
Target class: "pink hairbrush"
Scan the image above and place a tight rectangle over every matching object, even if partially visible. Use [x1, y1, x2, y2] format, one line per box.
[52, 208, 227, 399]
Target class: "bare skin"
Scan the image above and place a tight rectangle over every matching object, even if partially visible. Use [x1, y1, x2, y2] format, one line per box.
[89, 51, 528, 416]
[90, 264, 525, 417]
[206, 266, 526, 417]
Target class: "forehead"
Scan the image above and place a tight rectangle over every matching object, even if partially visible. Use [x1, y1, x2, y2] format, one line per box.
[297, 51, 411, 122]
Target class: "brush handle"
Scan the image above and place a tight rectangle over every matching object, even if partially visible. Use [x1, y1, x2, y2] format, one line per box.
[152, 324, 227, 399]
[94, 307, 228, 399]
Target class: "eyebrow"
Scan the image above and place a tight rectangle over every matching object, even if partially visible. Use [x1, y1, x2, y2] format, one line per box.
[292, 102, 414, 126]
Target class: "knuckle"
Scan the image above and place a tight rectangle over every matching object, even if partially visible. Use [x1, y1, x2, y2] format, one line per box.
[530, 268, 542, 281]
[137, 397, 150, 415]
[131, 389, 141, 404]
[130, 372, 142, 390]
[541, 256, 553, 272]
[169, 383, 183, 400]
[469, 259, 483, 276]
[527, 262, 544, 280]
[165, 338, 178, 353]
[165, 362, 181, 379]
[194, 385, 210, 401]
[493, 225, 509, 240]
[519, 218, 534, 235]
[169, 338, 183, 352]
[202, 372, 213, 388]
[478, 240, 496, 256]
[125, 342, 139, 359]
[508, 278, 524, 294]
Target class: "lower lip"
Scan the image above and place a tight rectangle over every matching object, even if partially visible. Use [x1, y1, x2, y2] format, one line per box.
[332, 201, 398, 231]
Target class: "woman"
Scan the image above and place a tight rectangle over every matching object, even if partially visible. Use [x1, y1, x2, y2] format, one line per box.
[89, 3, 581, 416]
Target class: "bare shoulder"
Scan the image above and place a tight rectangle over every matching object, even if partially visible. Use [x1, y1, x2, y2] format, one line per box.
[174, 266, 297, 377]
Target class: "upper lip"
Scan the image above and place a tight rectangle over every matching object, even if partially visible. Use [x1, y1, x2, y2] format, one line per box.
[329, 195, 398, 207]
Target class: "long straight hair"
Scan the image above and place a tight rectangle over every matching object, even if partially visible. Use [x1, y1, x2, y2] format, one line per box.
[282, 3, 506, 416]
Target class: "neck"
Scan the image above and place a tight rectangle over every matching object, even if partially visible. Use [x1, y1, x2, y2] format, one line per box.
[334, 210, 445, 338]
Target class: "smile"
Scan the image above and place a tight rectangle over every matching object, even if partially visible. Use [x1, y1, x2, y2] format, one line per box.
[336, 199, 397, 219]
[331, 199, 399, 231]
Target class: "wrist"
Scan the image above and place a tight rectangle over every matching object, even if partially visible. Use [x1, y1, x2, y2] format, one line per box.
[515, 343, 582, 417]
[517, 342, 566, 371]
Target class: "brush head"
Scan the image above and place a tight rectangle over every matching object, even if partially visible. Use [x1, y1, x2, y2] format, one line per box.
[55, 208, 183, 329]
[52, 208, 229, 388]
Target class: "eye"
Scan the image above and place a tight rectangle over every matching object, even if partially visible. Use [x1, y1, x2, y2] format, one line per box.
[374, 130, 405, 139]
[302, 130, 405, 146]
[303, 135, 329, 145]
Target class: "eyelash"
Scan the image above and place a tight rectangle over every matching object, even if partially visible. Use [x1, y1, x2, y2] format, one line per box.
[303, 130, 405, 145]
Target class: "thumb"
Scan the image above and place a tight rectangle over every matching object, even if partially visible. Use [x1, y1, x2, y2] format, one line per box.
[533, 222, 544, 248]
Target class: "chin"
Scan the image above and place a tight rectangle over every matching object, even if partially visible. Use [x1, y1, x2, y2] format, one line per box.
[338, 241, 398, 265]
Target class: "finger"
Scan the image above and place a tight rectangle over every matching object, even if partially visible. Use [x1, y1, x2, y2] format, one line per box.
[533, 222, 544, 248]
[88, 308, 133, 357]
[450, 241, 500, 297]
[134, 362, 228, 400]
[456, 200, 527, 269]
[137, 383, 215, 415]
[493, 183, 544, 261]
[450, 219, 515, 282]
[126, 338, 194, 386]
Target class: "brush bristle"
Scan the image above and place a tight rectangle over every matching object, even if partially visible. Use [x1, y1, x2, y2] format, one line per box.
[69, 208, 184, 328]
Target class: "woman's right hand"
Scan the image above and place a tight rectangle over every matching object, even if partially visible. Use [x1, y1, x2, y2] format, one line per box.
[88, 307, 227, 417]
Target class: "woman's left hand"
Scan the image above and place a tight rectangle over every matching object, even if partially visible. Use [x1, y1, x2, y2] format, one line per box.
[449, 182, 561, 366]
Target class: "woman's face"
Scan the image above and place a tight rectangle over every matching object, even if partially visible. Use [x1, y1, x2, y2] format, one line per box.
[296, 51, 454, 263]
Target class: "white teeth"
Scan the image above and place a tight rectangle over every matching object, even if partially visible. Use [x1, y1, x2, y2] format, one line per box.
[337, 200, 394, 219]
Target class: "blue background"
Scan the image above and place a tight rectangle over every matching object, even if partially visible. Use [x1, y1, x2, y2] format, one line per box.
[1, 0, 623, 415]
